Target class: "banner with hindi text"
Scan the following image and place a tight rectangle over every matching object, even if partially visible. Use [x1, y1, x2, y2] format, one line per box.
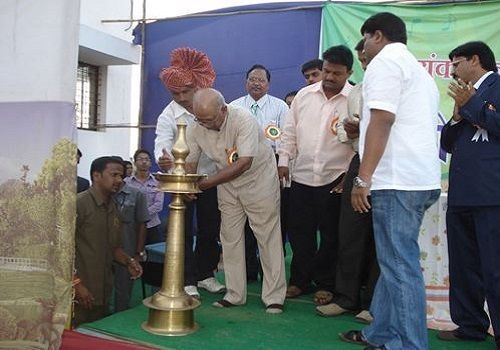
[321, 1, 499, 332]
[321, 0, 500, 190]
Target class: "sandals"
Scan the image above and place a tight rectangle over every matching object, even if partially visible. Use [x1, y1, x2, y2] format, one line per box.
[355, 310, 373, 324]
[212, 299, 236, 308]
[286, 285, 303, 298]
[266, 303, 284, 314]
[313, 290, 333, 305]
[338, 330, 368, 346]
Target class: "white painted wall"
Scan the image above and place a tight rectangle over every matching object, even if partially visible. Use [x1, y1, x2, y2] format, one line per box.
[0, 0, 80, 102]
[81, 0, 136, 41]
[77, 0, 141, 179]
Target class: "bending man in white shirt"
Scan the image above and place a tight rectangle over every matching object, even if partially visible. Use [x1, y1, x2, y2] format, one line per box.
[154, 47, 225, 299]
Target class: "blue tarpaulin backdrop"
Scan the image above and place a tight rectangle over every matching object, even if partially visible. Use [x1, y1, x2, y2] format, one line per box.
[134, 2, 324, 155]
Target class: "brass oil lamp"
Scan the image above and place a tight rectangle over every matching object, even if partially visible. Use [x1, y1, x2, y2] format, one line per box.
[142, 120, 204, 336]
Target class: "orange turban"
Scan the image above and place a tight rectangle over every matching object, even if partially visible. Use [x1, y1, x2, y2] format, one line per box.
[159, 48, 216, 92]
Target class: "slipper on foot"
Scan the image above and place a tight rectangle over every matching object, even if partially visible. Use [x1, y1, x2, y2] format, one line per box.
[316, 303, 348, 317]
[338, 330, 368, 346]
[286, 285, 303, 298]
[266, 303, 284, 314]
[313, 290, 333, 305]
[355, 310, 373, 324]
[212, 299, 236, 308]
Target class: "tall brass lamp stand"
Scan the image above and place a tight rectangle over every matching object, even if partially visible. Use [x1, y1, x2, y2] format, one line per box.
[142, 120, 204, 336]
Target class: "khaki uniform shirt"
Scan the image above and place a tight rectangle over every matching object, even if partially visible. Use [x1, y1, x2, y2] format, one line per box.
[187, 105, 279, 201]
[76, 186, 122, 306]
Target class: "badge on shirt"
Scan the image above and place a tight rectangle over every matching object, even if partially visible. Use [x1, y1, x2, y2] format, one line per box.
[471, 126, 489, 142]
[330, 111, 340, 136]
[487, 103, 496, 112]
[226, 147, 239, 164]
[265, 125, 281, 140]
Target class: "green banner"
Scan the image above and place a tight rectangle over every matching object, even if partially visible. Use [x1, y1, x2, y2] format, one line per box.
[321, 0, 500, 188]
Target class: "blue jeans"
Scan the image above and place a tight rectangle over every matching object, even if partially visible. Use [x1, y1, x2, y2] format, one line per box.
[362, 189, 440, 350]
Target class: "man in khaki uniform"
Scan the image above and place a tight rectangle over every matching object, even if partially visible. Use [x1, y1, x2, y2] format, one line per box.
[74, 157, 142, 326]
[186, 88, 286, 313]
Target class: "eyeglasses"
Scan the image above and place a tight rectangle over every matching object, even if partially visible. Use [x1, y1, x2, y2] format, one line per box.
[194, 107, 225, 126]
[194, 115, 218, 125]
[136, 157, 151, 162]
[247, 77, 268, 84]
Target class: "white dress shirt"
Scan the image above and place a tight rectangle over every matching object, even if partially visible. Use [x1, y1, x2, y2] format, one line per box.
[154, 100, 217, 175]
[230, 94, 289, 152]
[337, 82, 362, 152]
[277, 81, 355, 187]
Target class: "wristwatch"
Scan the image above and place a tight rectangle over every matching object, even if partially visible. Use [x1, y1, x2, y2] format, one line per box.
[137, 250, 147, 262]
[353, 176, 370, 189]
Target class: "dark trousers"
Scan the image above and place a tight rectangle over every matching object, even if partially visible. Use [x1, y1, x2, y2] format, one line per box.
[185, 186, 221, 285]
[245, 187, 290, 279]
[145, 225, 162, 245]
[114, 263, 135, 312]
[287, 179, 342, 292]
[447, 205, 500, 348]
[334, 153, 379, 310]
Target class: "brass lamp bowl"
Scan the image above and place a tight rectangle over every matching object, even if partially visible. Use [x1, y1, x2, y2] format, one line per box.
[154, 172, 206, 194]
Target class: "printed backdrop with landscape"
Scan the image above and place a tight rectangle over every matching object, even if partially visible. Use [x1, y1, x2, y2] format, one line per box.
[0, 102, 76, 349]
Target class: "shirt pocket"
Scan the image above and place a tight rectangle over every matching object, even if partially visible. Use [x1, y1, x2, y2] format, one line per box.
[146, 184, 158, 197]
[119, 200, 135, 224]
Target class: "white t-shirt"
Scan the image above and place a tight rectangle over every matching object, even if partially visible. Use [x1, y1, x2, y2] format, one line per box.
[360, 42, 441, 191]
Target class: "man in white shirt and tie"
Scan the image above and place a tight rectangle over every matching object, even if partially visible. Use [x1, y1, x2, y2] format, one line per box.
[230, 64, 289, 281]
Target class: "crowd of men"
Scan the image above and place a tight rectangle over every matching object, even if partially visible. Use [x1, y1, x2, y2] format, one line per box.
[73, 11, 499, 350]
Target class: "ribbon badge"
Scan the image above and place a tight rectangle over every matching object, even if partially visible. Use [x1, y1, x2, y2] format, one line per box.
[330, 110, 340, 136]
[225, 147, 239, 164]
[471, 127, 489, 142]
[471, 103, 496, 142]
[265, 124, 281, 140]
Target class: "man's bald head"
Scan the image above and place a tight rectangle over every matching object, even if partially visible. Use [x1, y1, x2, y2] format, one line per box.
[193, 88, 227, 130]
[193, 88, 225, 110]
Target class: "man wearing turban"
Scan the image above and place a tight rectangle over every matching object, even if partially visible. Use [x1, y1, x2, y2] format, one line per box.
[154, 48, 225, 298]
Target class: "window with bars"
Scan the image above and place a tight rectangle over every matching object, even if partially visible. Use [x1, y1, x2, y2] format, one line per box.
[75, 62, 100, 130]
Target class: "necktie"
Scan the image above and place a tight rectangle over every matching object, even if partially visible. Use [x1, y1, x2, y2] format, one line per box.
[250, 102, 258, 116]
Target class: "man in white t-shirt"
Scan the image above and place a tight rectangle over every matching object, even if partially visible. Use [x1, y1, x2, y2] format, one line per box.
[340, 13, 440, 350]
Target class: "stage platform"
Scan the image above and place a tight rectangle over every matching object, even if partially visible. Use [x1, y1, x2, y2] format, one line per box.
[78, 256, 496, 350]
